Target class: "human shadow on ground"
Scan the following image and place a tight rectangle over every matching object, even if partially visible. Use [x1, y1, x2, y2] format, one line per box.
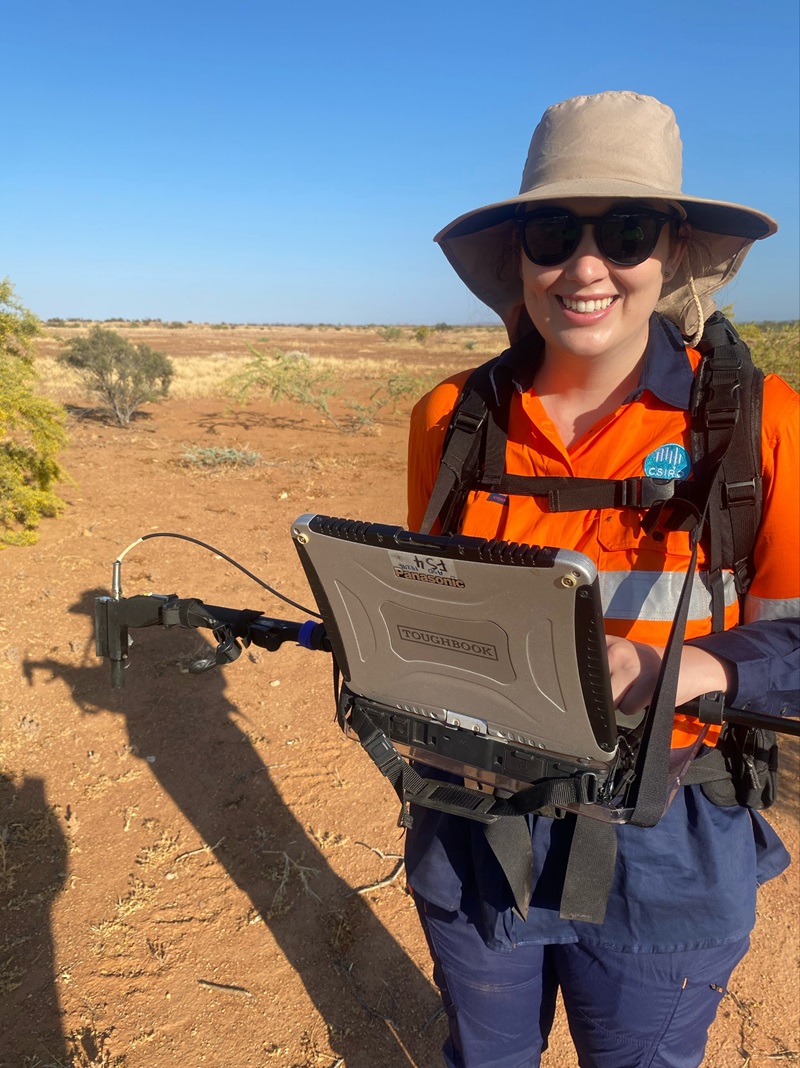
[774, 735, 799, 821]
[23, 589, 442, 1068]
[0, 776, 68, 1067]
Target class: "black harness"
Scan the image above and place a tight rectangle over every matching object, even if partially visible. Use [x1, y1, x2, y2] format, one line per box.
[422, 312, 763, 633]
[403, 312, 766, 923]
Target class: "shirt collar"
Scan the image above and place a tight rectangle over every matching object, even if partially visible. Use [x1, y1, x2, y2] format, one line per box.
[491, 313, 694, 410]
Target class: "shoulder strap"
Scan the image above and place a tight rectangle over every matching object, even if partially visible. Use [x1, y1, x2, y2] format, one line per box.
[419, 356, 508, 535]
[691, 312, 764, 630]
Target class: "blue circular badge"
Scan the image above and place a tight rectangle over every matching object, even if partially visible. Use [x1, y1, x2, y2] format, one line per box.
[644, 443, 691, 480]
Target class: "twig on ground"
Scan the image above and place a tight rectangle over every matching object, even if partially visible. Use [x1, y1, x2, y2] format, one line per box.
[175, 837, 224, 863]
[335, 960, 396, 1025]
[356, 842, 403, 861]
[262, 849, 322, 913]
[421, 1006, 446, 1034]
[335, 962, 423, 1064]
[351, 841, 405, 895]
[197, 978, 252, 998]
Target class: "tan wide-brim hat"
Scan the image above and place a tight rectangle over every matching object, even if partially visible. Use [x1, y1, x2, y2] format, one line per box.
[435, 91, 777, 343]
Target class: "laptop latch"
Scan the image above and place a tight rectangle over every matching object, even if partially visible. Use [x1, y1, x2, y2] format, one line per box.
[445, 710, 488, 735]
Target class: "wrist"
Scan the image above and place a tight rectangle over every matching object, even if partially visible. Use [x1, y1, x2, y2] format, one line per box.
[678, 645, 732, 704]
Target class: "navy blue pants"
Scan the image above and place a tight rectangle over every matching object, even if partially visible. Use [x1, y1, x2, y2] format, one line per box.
[416, 895, 749, 1068]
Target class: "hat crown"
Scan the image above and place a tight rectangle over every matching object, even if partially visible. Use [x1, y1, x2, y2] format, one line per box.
[520, 91, 683, 198]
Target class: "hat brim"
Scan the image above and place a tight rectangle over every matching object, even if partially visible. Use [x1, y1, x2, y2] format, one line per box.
[435, 183, 777, 243]
[435, 185, 777, 343]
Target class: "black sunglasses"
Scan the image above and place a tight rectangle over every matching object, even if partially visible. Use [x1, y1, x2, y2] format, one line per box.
[516, 206, 679, 267]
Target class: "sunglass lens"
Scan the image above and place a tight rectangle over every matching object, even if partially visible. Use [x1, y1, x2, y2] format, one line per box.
[598, 215, 660, 265]
[522, 214, 581, 266]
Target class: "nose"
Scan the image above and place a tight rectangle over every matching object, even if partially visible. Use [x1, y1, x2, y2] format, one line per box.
[563, 225, 610, 283]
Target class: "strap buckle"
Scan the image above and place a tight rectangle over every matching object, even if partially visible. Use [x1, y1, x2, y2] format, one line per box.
[722, 479, 757, 507]
[695, 691, 726, 725]
[362, 731, 401, 776]
[705, 407, 739, 430]
[451, 408, 485, 435]
[618, 478, 675, 509]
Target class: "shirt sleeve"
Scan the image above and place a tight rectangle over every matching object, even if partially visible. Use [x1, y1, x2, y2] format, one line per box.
[689, 374, 800, 717]
[691, 618, 799, 715]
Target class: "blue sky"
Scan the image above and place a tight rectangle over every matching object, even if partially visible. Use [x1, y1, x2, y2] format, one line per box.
[2, 0, 798, 325]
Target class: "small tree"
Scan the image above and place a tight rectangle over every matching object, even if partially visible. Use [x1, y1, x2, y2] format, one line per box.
[0, 280, 67, 546]
[59, 326, 173, 426]
[228, 347, 342, 428]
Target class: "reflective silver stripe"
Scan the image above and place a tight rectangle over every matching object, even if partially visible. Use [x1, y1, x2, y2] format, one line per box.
[744, 595, 800, 623]
[599, 569, 737, 622]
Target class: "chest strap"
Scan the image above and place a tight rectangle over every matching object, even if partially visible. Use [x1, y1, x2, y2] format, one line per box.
[483, 474, 686, 511]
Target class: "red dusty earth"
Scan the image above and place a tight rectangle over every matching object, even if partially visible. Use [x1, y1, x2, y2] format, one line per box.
[0, 332, 797, 1067]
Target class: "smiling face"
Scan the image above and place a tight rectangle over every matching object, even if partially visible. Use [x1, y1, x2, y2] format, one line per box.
[519, 198, 686, 372]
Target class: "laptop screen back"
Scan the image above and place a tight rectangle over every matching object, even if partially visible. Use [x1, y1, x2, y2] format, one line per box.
[292, 514, 617, 765]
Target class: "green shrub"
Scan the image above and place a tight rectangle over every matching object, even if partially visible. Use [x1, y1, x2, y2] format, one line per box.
[464, 340, 478, 351]
[58, 326, 174, 427]
[413, 326, 431, 344]
[228, 347, 341, 428]
[179, 445, 261, 468]
[344, 372, 433, 430]
[376, 326, 403, 342]
[0, 280, 67, 546]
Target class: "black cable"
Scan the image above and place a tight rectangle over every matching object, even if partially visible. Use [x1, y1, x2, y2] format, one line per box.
[132, 532, 322, 619]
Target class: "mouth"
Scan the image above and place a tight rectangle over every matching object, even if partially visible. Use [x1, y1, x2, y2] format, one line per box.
[558, 295, 617, 313]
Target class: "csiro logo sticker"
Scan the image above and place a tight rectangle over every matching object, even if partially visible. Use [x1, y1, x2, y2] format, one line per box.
[644, 443, 691, 480]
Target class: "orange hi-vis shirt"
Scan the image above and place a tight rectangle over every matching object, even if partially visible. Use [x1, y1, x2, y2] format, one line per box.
[407, 332, 800, 750]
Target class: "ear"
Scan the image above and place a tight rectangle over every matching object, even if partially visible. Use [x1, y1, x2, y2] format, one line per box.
[665, 223, 691, 279]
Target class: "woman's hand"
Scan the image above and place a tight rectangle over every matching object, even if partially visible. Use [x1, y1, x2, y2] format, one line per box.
[605, 635, 733, 717]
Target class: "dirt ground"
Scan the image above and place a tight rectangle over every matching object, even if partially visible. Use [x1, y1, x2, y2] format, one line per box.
[0, 325, 797, 1067]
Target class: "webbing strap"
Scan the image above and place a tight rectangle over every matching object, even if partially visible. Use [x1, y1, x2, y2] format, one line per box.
[692, 313, 763, 629]
[488, 474, 682, 511]
[419, 387, 489, 535]
[342, 695, 609, 920]
[559, 818, 617, 924]
[628, 529, 703, 826]
[483, 816, 534, 921]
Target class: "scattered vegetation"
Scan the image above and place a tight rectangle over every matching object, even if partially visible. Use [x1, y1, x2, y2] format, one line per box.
[0, 280, 67, 546]
[228, 347, 340, 426]
[346, 372, 434, 429]
[228, 346, 432, 432]
[179, 445, 261, 468]
[740, 321, 799, 389]
[58, 326, 174, 426]
[376, 326, 403, 342]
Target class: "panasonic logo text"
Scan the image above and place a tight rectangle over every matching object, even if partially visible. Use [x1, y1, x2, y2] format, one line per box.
[393, 568, 465, 588]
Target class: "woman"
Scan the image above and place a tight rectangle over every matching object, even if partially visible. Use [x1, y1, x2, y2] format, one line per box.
[405, 92, 799, 1068]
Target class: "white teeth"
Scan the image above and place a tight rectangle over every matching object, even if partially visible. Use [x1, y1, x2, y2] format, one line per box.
[561, 296, 614, 313]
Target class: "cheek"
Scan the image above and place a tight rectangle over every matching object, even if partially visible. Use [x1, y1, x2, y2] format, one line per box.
[521, 259, 557, 298]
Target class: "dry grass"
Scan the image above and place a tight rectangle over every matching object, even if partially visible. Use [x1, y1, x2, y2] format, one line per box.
[31, 322, 505, 403]
[32, 320, 797, 408]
